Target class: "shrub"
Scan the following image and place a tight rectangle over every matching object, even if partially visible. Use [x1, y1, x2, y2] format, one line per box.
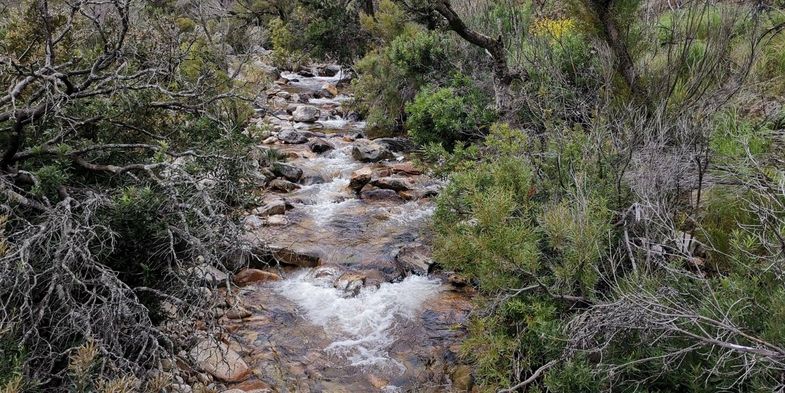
[405, 76, 495, 147]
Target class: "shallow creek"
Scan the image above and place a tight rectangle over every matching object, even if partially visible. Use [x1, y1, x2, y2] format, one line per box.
[224, 68, 473, 392]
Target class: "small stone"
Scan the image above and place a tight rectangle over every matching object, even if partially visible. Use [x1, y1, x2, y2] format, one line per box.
[243, 215, 264, 230]
[262, 136, 278, 145]
[187, 265, 228, 286]
[265, 215, 289, 226]
[252, 199, 290, 217]
[224, 307, 252, 320]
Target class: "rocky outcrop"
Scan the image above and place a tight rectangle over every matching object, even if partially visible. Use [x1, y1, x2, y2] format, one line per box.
[308, 138, 334, 153]
[190, 339, 250, 383]
[272, 162, 303, 182]
[277, 129, 308, 144]
[292, 105, 321, 122]
[352, 141, 394, 163]
[234, 268, 282, 286]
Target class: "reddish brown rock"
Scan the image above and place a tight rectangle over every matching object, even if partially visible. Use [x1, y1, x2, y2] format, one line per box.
[234, 269, 282, 286]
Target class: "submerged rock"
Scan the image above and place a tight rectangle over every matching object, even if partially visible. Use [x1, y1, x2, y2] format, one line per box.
[189, 339, 250, 383]
[352, 141, 394, 163]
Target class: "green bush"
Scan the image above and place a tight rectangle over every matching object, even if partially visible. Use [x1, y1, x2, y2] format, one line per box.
[405, 77, 495, 147]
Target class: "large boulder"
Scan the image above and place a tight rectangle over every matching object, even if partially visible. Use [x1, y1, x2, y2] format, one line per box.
[272, 162, 303, 182]
[352, 141, 394, 163]
[370, 177, 412, 192]
[189, 339, 251, 383]
[308, 138, 334, 153]
[292, 105, 321, 123]
[349, 167, 373, 193]
[277, 129, 308, 144]
[234, 268, 282, 286]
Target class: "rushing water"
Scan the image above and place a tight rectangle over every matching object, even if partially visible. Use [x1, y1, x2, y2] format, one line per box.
[275, 270, 443, 371]
[225, 66, 472, 392]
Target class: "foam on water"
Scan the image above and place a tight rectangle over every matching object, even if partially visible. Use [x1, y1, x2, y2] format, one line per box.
[274, 271, 443, 371]
[386, 202, 435, 225]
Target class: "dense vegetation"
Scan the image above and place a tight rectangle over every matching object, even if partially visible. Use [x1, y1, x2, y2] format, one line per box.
[2, 0, 785, 391]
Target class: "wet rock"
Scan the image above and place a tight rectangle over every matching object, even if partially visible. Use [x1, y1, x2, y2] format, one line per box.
[277, 129, 308, 144]
[308, 138, 334, 153]
[370, 177, 412, 192]
[271, 247, 321, 267]
[300, 173, 327, 186]
[352, 141, 394, 163]
[292, 105, 321, 123]
[346, 111, 362, 122]
[374, 137, 415, 153]
[361, 188, 403, 202]
[395, 243, 433, 275]
[272, 162, 303, 182]
[298, 69, 315, 78]
[252, 199, 291, 216]
[349, 167, 373, 193]
[187, 265, 228, 286]
[321, 83, 338, 98]
[189, 339, 250, 383]
[269, 179, 300, 193]
[234, 268, 282, 286]
[334, 272, 366, 296]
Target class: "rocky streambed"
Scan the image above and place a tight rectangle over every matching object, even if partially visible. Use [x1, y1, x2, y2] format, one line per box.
[201, 66, 475, 392]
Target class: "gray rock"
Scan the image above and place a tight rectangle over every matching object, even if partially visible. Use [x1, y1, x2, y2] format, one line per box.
[272, 162, 303, 182]
[352, 141, 394, 163]
[277, 129, 308, 144]
[349, 167, 373, 193]
[292, 105, 321, 122]
[187, 265, 227, 286]
[189, 339, 250, 383]
[308, 138, 334, 153]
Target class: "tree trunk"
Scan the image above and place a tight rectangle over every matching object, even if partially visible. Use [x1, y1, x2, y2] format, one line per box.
[431, 0, 519, 112]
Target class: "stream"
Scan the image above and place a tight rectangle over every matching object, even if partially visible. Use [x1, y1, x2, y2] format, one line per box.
[222, 66, 474, 392]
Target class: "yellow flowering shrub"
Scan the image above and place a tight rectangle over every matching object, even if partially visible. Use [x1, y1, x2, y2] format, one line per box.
[530, 17, 576, 39]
